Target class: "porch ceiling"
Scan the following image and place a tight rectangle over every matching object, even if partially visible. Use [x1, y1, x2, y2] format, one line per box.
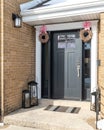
[20, 0, 104, 26]
[21, 13, 100, 26]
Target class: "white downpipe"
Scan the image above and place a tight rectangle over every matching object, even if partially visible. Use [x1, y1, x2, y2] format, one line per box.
[0, 0, 4, 125]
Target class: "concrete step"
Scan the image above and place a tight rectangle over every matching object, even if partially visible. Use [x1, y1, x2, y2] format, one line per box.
[4, 99, 96, 130]
[39, 99, 91, 109]
[0, 125, 43, 130]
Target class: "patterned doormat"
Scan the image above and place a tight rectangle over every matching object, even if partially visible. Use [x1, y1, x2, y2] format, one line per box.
[44, 105, 81, 114]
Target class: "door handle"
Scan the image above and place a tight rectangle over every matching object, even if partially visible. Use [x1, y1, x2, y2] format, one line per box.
[77, 65, 80, 77]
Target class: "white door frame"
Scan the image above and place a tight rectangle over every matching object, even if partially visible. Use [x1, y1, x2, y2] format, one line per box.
[35, 20, 98, 104]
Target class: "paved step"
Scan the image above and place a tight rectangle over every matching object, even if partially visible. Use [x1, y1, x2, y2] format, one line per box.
[0, 125, 43, 130]
[4, 99, 96, 130]
[39, 99, 91, 109]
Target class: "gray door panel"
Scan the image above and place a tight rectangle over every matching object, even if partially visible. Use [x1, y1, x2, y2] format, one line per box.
[52, 31, 82, 100]
[52, 33, 64, 98]
[64, 39, 82, 100]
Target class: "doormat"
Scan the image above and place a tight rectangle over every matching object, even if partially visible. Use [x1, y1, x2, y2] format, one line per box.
[44, 105, 81, 114]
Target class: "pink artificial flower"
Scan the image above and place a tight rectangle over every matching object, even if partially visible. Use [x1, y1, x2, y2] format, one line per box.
[40, 25, 47, 34]
[83, 21, 91, 30]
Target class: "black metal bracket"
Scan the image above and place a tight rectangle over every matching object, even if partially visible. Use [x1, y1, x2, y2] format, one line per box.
[12, 13, 17, 20]
[97, 59, 101, 66]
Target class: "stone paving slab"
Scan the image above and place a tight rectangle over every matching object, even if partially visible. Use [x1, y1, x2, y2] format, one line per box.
[0, 125, 43, 130]
[4, 99, 96, 130]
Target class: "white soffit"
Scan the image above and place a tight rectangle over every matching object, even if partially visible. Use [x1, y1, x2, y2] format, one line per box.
[20, 0, 104, 25]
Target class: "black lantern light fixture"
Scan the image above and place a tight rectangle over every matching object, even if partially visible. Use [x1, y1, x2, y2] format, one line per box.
[28, 81, 38, 106]
[12, 13, 22, 28]
[22, 90, 30, 108]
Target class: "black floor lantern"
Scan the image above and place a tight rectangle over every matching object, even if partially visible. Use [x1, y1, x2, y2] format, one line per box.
[28, 81, 38, 106]
[22, 90, 30, 108]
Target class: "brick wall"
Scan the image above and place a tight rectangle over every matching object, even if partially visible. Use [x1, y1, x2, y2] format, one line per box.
[4, 0, 35, 114]
[98, 13, 104, 118]
[0, 0, 4, 113]
[3, 0, 104, 117]
[0, 0, 2, 111]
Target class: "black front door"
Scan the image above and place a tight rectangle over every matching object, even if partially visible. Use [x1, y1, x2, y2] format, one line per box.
[52, 31, 82, 100]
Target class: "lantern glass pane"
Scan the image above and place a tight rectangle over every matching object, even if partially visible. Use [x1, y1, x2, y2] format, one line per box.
[15, 17, 21, 27]
[31, 86, 37, 97]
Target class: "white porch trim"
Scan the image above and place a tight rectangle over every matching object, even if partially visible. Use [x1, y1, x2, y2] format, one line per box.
[36, 30, 42, 99]
[91, 21, 98, 104]
[20, 1, 103, 26]
[35, 21, 98, 103]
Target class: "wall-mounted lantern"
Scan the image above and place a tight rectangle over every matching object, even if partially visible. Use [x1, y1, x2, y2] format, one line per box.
[12, 13, 22, 28]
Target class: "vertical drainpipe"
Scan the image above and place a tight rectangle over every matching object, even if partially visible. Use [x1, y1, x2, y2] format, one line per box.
[0, 0, 4, 126]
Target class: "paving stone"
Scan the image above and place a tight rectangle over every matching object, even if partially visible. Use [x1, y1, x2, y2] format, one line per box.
[0, 125, 43, 130]
[4, 99, 96, 130]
